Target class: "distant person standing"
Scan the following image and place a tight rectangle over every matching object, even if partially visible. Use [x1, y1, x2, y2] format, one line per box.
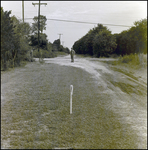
[70, 48, 75, 62]
[30, 49, 33, 62]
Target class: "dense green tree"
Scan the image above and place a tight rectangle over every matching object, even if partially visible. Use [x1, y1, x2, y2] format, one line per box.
[58, 45, 70, 54]
[1, 7, 33, 70]
[1, 8, 15, 70]
[11, 16, 32, 63]
[84, 33, 94, 55]
[74, 18, 147, 57]
[113, 33, 124, 56]
[31, 15, 60, 58]
[73, 40, 81, 54]
[85, 24, 108, 56]
[64, 47, 70, 54]
[114, 18, 147, 56]
[53, 39, 60, 51]
[52, 39, 70, 54]
[29, 33, 48, 49]
[93, 30, 117, 57]
[73, 23, 115, 57]
[32, 15, 47, 33]
[73, 35, 87, 54]
[12, 16, 31, 36]
[133, 18, 147, 54]
[47, 41, 53, 52]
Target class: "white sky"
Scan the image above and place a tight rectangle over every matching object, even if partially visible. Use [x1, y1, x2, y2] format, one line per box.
[1, 1, 147, 49]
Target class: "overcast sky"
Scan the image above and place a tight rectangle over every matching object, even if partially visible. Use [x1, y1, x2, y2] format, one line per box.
[1, 1, 147, 49]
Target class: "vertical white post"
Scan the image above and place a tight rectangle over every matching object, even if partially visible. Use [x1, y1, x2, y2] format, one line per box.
[70, 85, 73, 114]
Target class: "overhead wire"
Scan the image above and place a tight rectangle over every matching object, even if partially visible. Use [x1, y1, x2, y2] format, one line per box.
[47, 18, 132, 27]
[24, 18, 132, 27]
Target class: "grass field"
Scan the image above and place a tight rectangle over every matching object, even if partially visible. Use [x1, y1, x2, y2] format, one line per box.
[101, 53, 147, 83]
[1, 61, 140, 149]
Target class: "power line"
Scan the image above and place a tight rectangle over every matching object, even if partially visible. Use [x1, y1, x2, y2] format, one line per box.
[24, 18, 132, 27]
[47, 19, 132, 27]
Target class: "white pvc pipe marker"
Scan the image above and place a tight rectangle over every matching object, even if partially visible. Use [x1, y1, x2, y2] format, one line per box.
[70, 85, 73, 114]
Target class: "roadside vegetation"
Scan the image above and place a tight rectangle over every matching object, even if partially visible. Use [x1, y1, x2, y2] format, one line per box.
[1, 5, 146, 70]
[101, 53, 147, 86]
[73, 18, 147, 83]
[1, 7, 32, 70]
[119, 53, 147, 67]
[105, 53, 147, 68]
[73, 18, 147, 58]
[1, 7, 70, 71]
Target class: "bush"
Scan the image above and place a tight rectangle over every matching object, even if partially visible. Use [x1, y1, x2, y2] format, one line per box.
[33, 49, 56, 58]
[119, 53, 147, 66]
[121, 56, 132, 63]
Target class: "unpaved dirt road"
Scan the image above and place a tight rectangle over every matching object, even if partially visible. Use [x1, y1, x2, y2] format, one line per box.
[1, 55, 147, 149]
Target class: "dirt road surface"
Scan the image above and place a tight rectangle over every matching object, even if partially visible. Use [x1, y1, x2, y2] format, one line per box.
[1, 55, 147, 149]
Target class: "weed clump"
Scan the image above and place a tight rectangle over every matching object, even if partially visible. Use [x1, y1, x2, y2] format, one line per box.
[119, 53, 147, 67]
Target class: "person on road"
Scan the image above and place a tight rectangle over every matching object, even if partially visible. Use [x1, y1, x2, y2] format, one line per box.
[70, 48, 75, 62]
[30, 49, 33, 62]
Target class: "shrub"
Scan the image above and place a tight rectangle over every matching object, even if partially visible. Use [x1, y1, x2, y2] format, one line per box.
[33, 49, 56, 58]
[119, 53, 147, 66]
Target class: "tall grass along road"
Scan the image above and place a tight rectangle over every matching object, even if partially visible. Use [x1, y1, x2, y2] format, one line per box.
[1, 55, 147, 149]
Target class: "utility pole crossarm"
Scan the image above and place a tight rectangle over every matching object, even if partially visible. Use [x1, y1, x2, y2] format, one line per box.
[58, 33, 63, 40]
[32, 3, 47, 6]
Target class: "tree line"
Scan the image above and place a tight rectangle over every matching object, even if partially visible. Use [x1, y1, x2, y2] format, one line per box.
[1, 7, 70, 71]
[73, 18, 147, 57]
[1, 7, 31, 70]
[29, 15, 70, 58]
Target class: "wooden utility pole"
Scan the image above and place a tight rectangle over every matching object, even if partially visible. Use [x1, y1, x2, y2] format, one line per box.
[32, 1, 47, 61]
[22, 0, 24, 22]
[58, 33, 63, 43]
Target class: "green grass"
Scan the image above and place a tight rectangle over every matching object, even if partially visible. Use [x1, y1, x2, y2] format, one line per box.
[100, 53, 147, 86]
[119, 53, 147, 67]
[1, 62, 141, 149]
[110, 81, 145, 95]
[105, 53, 147, 68]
